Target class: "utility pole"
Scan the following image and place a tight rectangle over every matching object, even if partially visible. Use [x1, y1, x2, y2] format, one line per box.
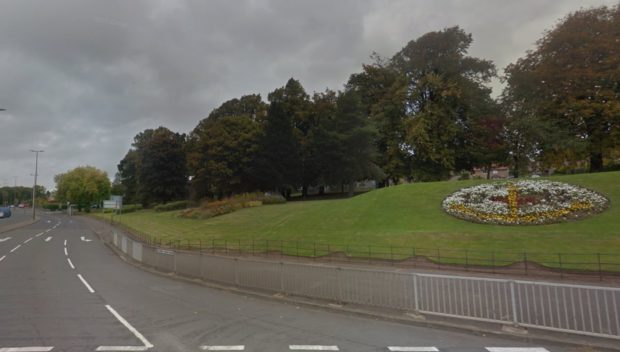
[30, 150, 44, 221]
[13, 176, 17, 206]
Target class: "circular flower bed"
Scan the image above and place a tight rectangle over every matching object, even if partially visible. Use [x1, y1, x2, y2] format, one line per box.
[442, 180, 609, 225]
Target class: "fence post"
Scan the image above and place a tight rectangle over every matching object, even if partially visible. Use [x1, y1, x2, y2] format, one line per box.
[510, 280, 518, 325]
[413, 273, 420, 313]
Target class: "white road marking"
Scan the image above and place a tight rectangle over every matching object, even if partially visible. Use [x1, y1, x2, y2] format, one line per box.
[388, 348, 439, 352]
[80, 236, 92, 242]
[0, 237, 11, 242]
[0, 348, 54, 352]
[24, 238, 33, 244]
[77, 274, 95, 293]
[44, 229, 50, 233]
[486, 349, 550, 352]
[102, 305, 154, 349]
[64, 247, 68, 256]
[45, 236, 52, 242]
[0, 255, 5, 262]
[10, 245, 21, 253]
[289, 346, 339, 351]
[35, 232, 44, 237]
[64, 239, 67, 246]
[67, 258, 75, 269]
[95, 347, 149, 351]
[200, 347, 245, 351]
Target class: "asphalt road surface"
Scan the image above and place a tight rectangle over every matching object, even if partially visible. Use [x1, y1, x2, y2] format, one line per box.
[0, 213, 573, 351]
[0, 207, 32, 228]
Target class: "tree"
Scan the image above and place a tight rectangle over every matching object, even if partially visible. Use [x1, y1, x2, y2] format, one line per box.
[391, 27, 497, 181]
[115, 149, 139, 204]
[321, 89, 382, 196]
[503, 5, 620, 172]
[55, 166, 110, 212]
[255, 79, 310, 197]
[348, 60, 410, 185]
[134, 127, 188, 205]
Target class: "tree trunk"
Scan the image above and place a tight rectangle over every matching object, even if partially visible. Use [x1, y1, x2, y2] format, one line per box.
[486, 164, 491, 180]
[301, 185, 308, 199]
[347, 181, 355, 197]
[512, 155, 520, 178]
[589, 152, 603, 173]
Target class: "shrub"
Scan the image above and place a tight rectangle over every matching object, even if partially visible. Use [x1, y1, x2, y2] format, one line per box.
[458, 170, 471, 180]
[262, 193, 286, 204]
[154, 201, 188, 212]
[122, 204, 143, 213]
[178, 192, 286, 219]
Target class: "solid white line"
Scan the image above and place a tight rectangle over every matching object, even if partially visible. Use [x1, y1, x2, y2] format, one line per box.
[77, 274, 95, 293]
[44, 229, 50, 233]
[64, 247, 68, 256]
[200, 346, 244, 351]
[0, 347, 54, 352]
[10, 245, 21, 253]
[45, 236, 52, 242]
[0, 255, 5, 262]
[200, 346, 245, 351]
[24, 238, 33, 244]
[388, 348, 439, 352]
[289, 346, 339, 351]
[64, 239, 67, 246]
[35, 232, 44, 237]
[95, 347, 149, 351]
[67, 258, 75, 269]
[486, 349, 550, 352]
[104, 305, 153, 349]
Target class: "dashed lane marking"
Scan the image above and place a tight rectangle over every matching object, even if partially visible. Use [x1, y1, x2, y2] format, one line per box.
[67, 258, 75, 270]
[0, 255, 5, 262]
[77, 274, 95, 293]
[388, 348, 439, 352]
[0, 348, 54, 352]
[45, 236, 52, 242]
[64, 247, 68, 256]
[486, 349, 550, 352]
[35, 232, 44, 237]
[23, 238, 32, 244]
[64, 239, 67, 246]
[200, 347, 245, 351]
[289, 346, 339, 351]
[10, 245, 21, 253]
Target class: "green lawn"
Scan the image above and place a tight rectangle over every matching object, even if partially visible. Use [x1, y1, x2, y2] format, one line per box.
[94, 171, 620, 270]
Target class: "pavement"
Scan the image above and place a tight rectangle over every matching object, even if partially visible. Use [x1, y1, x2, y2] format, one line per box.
[0, 213, 596, 351]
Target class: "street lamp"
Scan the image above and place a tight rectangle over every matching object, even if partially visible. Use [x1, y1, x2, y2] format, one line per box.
[30, 149, 44, 220]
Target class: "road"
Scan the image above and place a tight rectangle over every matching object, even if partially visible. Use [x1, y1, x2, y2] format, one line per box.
[0, 213, 571, 351]
[0, 207, 32, 229]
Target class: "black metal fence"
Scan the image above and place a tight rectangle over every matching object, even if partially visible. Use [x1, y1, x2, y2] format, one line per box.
[107, 219, 620, 281]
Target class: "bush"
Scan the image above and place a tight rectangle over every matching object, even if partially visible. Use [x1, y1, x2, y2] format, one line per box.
[122, 204, 143, 213]
[154, 201, 188, 212]
[178, 192, 286, 219]
[458, 170, 471, 180]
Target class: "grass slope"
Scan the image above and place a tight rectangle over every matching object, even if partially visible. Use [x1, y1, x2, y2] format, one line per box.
[95, 171, 620, 269]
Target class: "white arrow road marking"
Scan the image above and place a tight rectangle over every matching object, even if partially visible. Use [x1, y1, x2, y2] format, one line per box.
[67, 258, 75, 270]
[95, 305, 154, 351]
[200, 347, 245, 351]
[45, 236, 52, 242]
[486, 349, 550, 352]
[77, 274, 95, 293]
[0, 237, 11, 242]
[10, 245, 21, 253]
[0, 347, 54, 352]
[388, 348, 439, 352]
[80, 236, 92, 242]
[289, 346, 339, 351]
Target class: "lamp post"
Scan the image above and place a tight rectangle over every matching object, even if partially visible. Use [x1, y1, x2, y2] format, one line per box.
[30, 150, 44, 220]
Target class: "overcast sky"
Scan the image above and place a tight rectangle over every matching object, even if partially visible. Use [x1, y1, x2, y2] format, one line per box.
[0, 0, 617, 191]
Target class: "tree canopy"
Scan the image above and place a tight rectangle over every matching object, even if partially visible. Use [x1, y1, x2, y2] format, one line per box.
[55, 166, 110, 211]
